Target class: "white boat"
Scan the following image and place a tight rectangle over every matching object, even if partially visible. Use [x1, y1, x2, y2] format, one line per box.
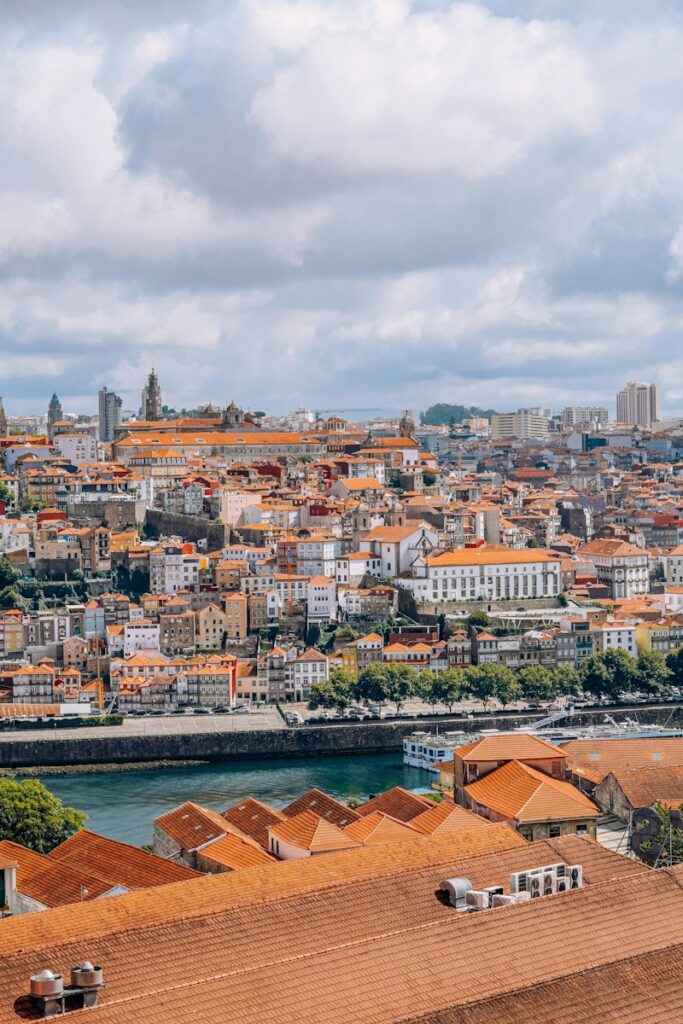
[403, 730, 477, 772]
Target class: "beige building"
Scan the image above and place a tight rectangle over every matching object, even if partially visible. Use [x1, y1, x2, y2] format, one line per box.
[491, 409, 550, 440]
[196, 603, 229, 650]
[224, 592, 248, 640]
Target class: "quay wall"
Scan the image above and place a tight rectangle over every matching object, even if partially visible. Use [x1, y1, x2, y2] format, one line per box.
[0, 706, 680, 768]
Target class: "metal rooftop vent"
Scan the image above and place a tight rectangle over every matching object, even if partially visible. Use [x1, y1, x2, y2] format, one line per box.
[440, 876, 472, 910]
[29, 961, 105, 1017]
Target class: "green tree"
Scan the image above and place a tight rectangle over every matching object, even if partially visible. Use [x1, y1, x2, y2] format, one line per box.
[383, 664, 418, 713]
[467, 664, 520, 709]
[517, 665, 557, 703]
[308, 669, 354, 713]
[466, 610, 490, 630]
[420, 403, 497, 427]
[638, 803, 683, 866]
[432, 668, 467, 713]
[580, 649, 637, 699]
[416, 670, 440, 708]
[423, 471, 436, 487]
[0, 778, 86, 853]
[0, 557, 19, 591]
[634, 650, 671, 693]
[552, 664, 581, 696]
[666, 646, 683, 683]
[305, 623, 321, 648]
[355, 663, 389, 705]
[0, 586, 27, 611]
[0, 482, 13, 506]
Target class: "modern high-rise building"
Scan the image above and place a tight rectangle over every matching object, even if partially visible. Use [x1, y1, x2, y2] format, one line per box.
[561, 406, 609, 429]
[140, 368, 163, 421]
[491, 409, 550, 440]
[47, 392, 63, 439]
[616, 381, 660, 427]
[98, 387, 123, 442]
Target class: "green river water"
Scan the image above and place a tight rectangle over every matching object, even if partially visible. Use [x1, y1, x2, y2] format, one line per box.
[40, 754, 428, 846]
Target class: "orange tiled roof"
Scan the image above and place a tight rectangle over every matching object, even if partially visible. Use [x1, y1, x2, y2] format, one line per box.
[198, 833, 277, 871]
[410, 799, 492, 836]
[466, 760, 599, 823]
[454, 733, 567, 762]
[0, 839, 112, 907]
[283, 788, 360, 829]
[564, 737, 683, 784]
[356, 786, 433, 822]
[343, 811, 421, 845]
[154, 802, 232, 850]
[269, 810, 361, 852]
[48, 829, 201, 889]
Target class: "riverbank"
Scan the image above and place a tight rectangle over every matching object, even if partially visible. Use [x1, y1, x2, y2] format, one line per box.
[0, 759, 211, 777]
[2, 703, 680, 768]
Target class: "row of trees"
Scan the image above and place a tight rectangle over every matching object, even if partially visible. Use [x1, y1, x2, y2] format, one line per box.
[309, 648, 679, 714]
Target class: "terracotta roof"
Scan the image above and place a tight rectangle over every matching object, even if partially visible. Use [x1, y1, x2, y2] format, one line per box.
[410, 799, 492, 836]
[154, 802, 232, 851]
[601, 766, 683, 809]
[269, 810, 361, 852]
[454, 733, 567, 762]
[563, 738, 683, 784]
[0, 833, 665, 1024]
[283, 788, 361, 828]
[466, 760, 599, 823]
[198, 833, 277, 871]
[356, 786, 433, 822]
[0, 839, 112, 907]
[222, 798, 286, 849]
[48, 829, 201, 889]
[343, 811, 421, 845]
[427, 547, 556, 567]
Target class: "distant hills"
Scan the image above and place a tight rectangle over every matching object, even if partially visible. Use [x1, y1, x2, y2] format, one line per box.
[420, 403, 497, 426]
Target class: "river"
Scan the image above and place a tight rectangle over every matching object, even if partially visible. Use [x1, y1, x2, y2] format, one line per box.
[40, 754, 428, 846]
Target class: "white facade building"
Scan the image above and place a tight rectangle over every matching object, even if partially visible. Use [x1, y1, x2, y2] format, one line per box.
[402, 547, 561, 602]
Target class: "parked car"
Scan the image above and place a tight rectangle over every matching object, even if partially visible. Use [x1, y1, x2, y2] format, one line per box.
[193, 707, 211, 715]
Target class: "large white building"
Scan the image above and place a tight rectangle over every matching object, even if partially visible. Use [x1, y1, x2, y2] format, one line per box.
[402, 547, 562, 603]
[615, 381, 660, 427]
[491, 410, 550, 440]
[359, 523, 438, 578]
[579, 539, 649, 599]
[560, 407, 609, 429]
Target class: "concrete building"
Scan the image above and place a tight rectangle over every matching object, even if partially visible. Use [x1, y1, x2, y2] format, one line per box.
[616, 381, 660, 427]
[98, 387, 123, 442]
[491, 409, 550, 440]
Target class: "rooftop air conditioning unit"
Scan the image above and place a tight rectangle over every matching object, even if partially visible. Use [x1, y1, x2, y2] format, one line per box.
[568, 865, 583, 889]
[465, 890, 491, 911]
[491, 892, 531, 908]
[482, 885, 504, 900]
[440, 877, 472, 911]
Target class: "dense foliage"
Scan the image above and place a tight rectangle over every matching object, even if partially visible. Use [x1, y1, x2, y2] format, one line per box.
[0, 778, 86, 853]
[420, 404, 497, 426]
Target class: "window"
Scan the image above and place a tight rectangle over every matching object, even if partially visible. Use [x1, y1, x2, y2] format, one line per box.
[576, 824, 588, 836]
[549, 824, 561, 838]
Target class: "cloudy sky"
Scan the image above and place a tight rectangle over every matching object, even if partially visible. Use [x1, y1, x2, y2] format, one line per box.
[2, 0, 683, 417]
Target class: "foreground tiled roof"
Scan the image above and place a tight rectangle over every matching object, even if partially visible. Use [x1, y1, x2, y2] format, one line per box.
[48, 829, 201, 889]
[222, 797, 286, 849]
[0, 832, 666, 1024]
[563, 737, 683, 784]
[466, 760, 599, 823]
[283, 788, 361, 829]
[0, 840, 112, 907]
[356, 786, 433, 822]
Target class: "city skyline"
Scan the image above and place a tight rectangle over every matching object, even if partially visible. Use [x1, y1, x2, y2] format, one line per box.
[1, 1, 683, 413]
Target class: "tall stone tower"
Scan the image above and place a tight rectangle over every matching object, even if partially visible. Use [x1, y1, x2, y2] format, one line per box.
[0, 397, 7, 439]
[399, 409, 417, 438]
[141, 369, 163, 421]
[47, 393, 63, 440]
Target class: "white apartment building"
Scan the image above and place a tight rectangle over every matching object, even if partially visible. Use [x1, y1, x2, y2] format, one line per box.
[307, 576, 337, 625]
[664, 545, 683, 585]
[286, 648, 329, 701]
[295, 536, 341, 577]
[123, 619, 161, 657]
[491, 410, 550, 440]
[560, 407, 609, 429]
[579, 540, 649, 599]
[151, 548, 203, 595]
[54, 433, 99, 466]
[403, 547, 561, 602]
[335, 552, 382, 585]
[590, 622, 637, 658]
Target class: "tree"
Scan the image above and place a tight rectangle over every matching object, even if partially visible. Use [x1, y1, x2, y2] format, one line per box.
[552, 664, 581, 697]
[420, 403, 497, 427]
[355, 663, 389, 705]
[308, 669, 354, 713]
[0, 778, 86, 853]
[580, 649, 637, 700]
[423, 471, 436, 488]
[636, 803, 683, 866]
[0, 482, 13, 506]
[634, 650, 671, 693]
[666, 646, 683, 683]
[517, 665, 557, 703]
[305, 623, 321, 648]
[0, 586, 27, 611]
[466, 664, 520, 709]
[466, 611, 490, 630]
[0, 558, 19, 591]
[432, 668, 467, 713]
[383, 664, 418, 713]
[416, 670, 440, 708]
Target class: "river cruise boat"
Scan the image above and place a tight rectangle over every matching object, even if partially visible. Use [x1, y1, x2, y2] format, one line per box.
[403, 730, 478, 772]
